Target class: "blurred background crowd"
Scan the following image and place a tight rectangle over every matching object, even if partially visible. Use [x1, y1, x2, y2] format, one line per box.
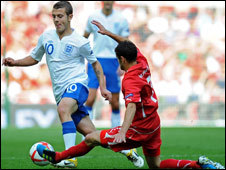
[1, 1, 225, 126]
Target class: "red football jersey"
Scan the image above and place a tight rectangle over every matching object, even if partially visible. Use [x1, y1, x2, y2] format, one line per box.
[122, 48, 160, 132]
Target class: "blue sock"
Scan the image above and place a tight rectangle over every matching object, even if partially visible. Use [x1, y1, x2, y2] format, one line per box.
[112, 109, 120, 114]
[62, 121, 76, 150]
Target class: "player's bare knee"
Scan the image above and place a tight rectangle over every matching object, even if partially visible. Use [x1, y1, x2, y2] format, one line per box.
[85, 134, 96, 146]
[57, 106, 64, 115]
[57, 107, 65, 120]
[57, 106, 73, 122]
[85, 131, 101, 146]
[57, 106, 68, 117]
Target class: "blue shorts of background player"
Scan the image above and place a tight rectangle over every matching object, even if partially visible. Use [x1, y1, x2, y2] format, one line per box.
[58, 83, 89, 127]
[87, 58, 121, 93]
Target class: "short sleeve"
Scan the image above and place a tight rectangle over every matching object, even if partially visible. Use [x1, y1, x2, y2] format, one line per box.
[85, 16, 93, 34]
[120, 18, 130, 37]
[123, 77, 142, 105]
[79, 42, 97, 64]
[30, 34, 45, 62]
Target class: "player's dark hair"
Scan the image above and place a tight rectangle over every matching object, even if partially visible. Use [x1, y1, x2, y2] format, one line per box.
[115, 41, 137, 63]
[53, 1, 73, 16]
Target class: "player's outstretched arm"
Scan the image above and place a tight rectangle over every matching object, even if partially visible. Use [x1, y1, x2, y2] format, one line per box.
[91, 20, 129, 43]
[113, 102, 136, 143]
[2, 56, 38, 67]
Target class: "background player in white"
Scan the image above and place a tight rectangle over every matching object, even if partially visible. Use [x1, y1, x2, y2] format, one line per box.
[84, 1, 129, 128]
[2, 1, 143, 168]
[2, 1, 112, 168]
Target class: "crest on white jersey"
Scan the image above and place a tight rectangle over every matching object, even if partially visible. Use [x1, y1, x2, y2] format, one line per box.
[64, 44, 74, 55]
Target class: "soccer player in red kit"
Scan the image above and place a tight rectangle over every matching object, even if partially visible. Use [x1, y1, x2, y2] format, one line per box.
[37, 20, 224, 169]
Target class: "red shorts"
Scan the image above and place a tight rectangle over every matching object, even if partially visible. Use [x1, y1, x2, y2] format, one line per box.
[100, 126, 162, 157]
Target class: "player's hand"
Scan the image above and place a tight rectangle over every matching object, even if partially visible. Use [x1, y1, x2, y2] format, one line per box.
[91, 20, 108, 35]
[113, 131, 126, 143]
[100, 88, 112, 103]
[2, 57, 16, 66]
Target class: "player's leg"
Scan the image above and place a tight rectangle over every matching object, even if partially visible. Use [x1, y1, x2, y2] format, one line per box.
[85, 88, 97, 120]
[37, 127, 144, 167]
[37, 127, 142, 165]
[54, 131, 102, 162]
[40, 91, 95, 167]
[159, 157, 223, 169]
[159, 158, 202, 169]
[85, 62, 99, 121]
[110, 92, 120, 128]
[54, 103, 96, 166]
[56, 83, 89, 167]
[103, 58, 121, 128]
[37, 130, 102, 164]
[57, 97, 78, 151]
[143, 148, 202, 169]
[54, 131, 101, 160]
[145, 155, 223, 169]
[144, 149, 215, 169]
[145, 155, 161, 169]
[81, 93, 97, 141]
[77, 116, 144, 168]
[99, 127, 144, 168]
[76, 114, 96, 136]
[40, 126, 144, 167]
[37, 129, 106, 164]
[56, 97, 78, 167]
[58, 83, 89, 149]
[37, 128, 134, 163]
[142, 126, 223, 169]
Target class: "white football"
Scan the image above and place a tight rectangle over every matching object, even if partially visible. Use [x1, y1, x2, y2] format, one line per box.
[29, 141, 54, 166]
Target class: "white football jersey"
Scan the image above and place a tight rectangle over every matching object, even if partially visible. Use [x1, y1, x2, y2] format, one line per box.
[30, 29, 97, 104]
[85, 10, 130, 58]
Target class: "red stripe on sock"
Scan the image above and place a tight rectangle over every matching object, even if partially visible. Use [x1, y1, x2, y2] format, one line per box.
[55, 141, 93, 162]
[160, 159, 201, 169]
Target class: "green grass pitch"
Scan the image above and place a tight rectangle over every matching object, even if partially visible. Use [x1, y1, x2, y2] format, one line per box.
[1, 127, 225, 169]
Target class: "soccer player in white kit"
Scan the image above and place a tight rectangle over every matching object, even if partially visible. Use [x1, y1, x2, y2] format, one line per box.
[3, 1, 111, 168]
[3, 1, 143, 168]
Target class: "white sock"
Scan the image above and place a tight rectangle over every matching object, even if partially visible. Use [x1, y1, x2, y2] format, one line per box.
[63, 133, 76, 160]
[111, 113, 121, 128]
